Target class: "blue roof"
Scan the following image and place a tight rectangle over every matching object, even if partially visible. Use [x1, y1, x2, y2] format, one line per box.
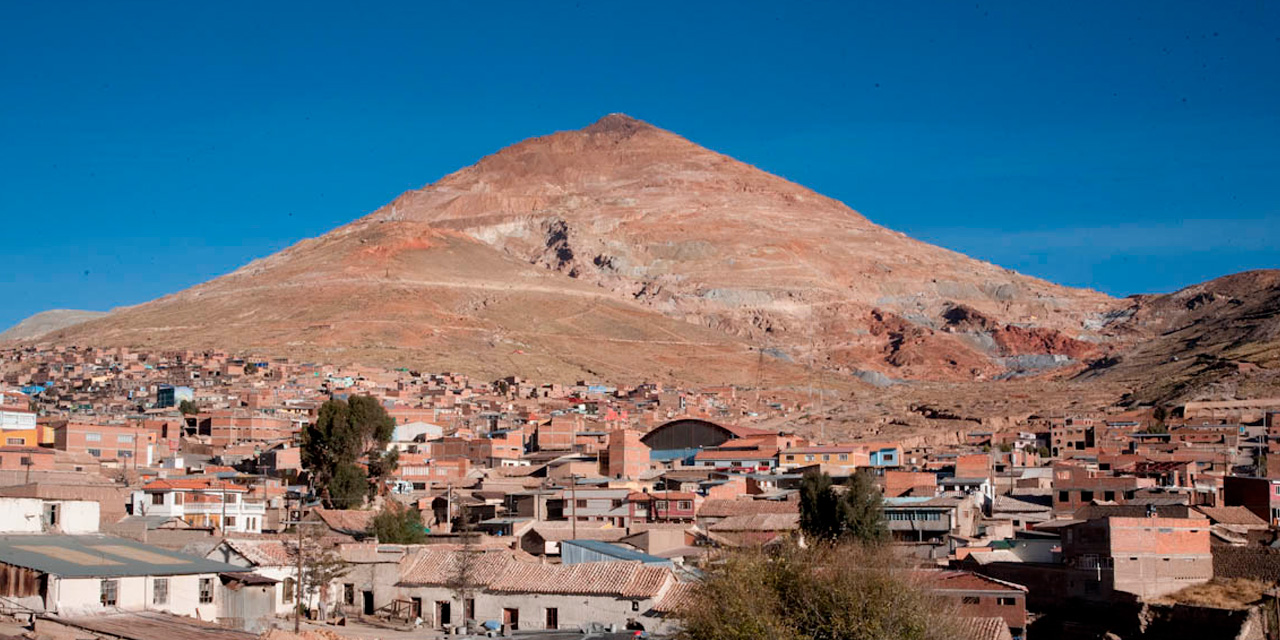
[883, 496, 934, 505]
[562, 539, 670, 565]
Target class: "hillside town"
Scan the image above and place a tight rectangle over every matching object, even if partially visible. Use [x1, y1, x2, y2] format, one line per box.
[0, 345, 1276, 639]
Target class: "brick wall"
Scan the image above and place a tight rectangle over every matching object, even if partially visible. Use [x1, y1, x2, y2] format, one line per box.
[1212, 546, 1280, 582]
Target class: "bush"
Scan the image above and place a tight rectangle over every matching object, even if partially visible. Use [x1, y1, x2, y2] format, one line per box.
[369, 501, 427, 544]
[677, 543, 958, 640]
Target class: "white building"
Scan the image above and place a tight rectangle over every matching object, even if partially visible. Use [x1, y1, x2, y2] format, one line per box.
[0, 406, 37, 431]
[0, 533, 242, 619]
[204, 538, 298, 615]
[0, 497, 99, 535]
[132, 479, 264, 534]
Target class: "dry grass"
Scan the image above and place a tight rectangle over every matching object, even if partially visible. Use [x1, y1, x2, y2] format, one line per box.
[1154, 578, 1271, 610]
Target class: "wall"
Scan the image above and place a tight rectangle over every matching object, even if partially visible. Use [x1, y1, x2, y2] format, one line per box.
[50, 573, 219, 620]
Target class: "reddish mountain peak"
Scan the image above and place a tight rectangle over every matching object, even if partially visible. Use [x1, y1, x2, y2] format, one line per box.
[581, 112, 656, 137]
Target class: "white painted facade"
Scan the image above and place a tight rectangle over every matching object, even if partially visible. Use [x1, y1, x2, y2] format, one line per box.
[132, 488, 265, 534]
[0, 408, 36, 430]
[48, 573, 220, 619]
[0, 497, 99, 534]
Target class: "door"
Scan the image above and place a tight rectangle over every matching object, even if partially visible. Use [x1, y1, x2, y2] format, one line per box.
[545, 607, 558, 630]
[503, 607, 519, 630]
[410, 597, 422, 620]
[362, 591, 374, 615]
[436, 601, 452, 628]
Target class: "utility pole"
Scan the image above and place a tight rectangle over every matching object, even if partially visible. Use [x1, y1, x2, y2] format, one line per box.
[570, 474, 580, 540]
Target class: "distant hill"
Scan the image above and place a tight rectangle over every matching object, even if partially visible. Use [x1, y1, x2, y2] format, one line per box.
[32, 115, 1279, 402]
[0, 309, 107, 342]
[42, 114, 1118, 385]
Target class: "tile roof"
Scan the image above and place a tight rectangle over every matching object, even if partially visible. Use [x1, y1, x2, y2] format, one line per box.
[921, 570, 1027, 593]
[142, 478, 247, 492]
[487, 560, 671, 597]
[955, 616, 1013, 640]
[708, 513, 799, 532]
[312, 508, 376, 533]
[397, 548, 673, 598]
[697, 498, 798, 518]
[1193, 506, 1269, 527]
[220, 538, 292, 566]
[651, 580, 698, 614]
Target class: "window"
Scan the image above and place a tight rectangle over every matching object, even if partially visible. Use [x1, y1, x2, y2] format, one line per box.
[961, 596, 980, 605]
[225, 516, 236, 528]
[6, 437, 23, 446]
[151, 493, 165, 505]
[838, 453, 848, 461]
[677, 500, 692, 510]
[631, 600, 640, 611]
[575, 499, 587, 508]
[199, 577, 214, 603]
[655, 500, 668, 510]
[822, 454, 830, 461]
[19, 456, 31, 466]
[43, 503, 59, 528]
[153, 578, 169, 605]
[87, 449, 101, 457]
[1080, 491, 1094, 502]
[1103, 491, 1115, 501]
[805, 455, 814, 462]
[101, 579, 118, 606]
[86, 432, 102, 442]
[118, 434, 135, 444]
[611, 499, 623, 508]
[282, 578, 295, 603]
[996, 597, 1015, 606]
[343, 583, 355, 605]
[118, 450, 133, 459]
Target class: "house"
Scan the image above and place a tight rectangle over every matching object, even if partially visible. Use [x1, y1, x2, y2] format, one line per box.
[388, 547, 680, 632]
[204, 538, 297, 615]
[1060, 515, 1212, 600]
[0, 496, 99, 534]
[882, 495, 981, 547]
[0, 533, 241, 618]
[1223, 475, 1280, 525]
[778, 445, 866, 475]
[133, 478, 265, 534]
[922, 570, 1028, 640]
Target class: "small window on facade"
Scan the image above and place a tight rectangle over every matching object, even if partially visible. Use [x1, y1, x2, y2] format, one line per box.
[101, 579, 118, 606]
[199, 577, 214, 603]
[1058, 491, 1069, 502]
[225, 516, 236, 528]
[631, 600, 640, 611]
[575, 499, 587, 508]
[152, 493, 165, 505]
[153, 578, 169, 605]
[996, 597, 1015, 606]
[838, 453, 848, 461]
[86, 432, 101, 442]
[6, 437, 23, 446]
[87, 449, 101, 457]
[118, 450, 132, 458]
[961, 596, 980, 605]
[677, 501, 692, 510]
[655, 500, 668, 510]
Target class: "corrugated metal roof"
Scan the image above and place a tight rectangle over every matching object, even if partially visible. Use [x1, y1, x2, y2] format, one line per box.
[0, 534, 243, 577]
[561, 539, 670, 564]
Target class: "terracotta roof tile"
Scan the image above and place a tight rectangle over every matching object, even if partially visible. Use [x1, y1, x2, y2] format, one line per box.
[697, 499, 797, 518]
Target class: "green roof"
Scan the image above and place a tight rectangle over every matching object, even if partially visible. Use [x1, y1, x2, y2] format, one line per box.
[0, 534, 243, 578]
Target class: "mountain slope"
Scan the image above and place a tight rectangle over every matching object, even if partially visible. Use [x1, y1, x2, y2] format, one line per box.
[42, 114, 1124, 384]
[0, 309, 106, 341]
[1077, 269, 1280, 404]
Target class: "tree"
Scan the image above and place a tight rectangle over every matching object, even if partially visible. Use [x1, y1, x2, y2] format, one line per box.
[328, 463, 368, 510]
[290, 525, 352, 622]
[369, 501, 427, 544]
[243, 362, 259, 375]
[799, 470, 888, 545]
[445, 504, 481, 633]
[178, 399, 198, 415]
[677, 543, 957, 640]
[302, 395, 397, 508]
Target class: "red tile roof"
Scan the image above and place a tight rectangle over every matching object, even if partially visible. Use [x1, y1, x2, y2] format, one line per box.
[142, 478, 247, 492]
[697, 498, 797, 518]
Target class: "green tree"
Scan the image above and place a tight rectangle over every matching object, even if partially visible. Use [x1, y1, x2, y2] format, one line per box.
[800, 470, 888, 545]
[677, 543, 956, 640]
[369, 501, 427, 544]
[328, 463, 368, 509]
[302, 395, 397, 508]
[178, 399, 199, 415]
[243, 362, 259, 375]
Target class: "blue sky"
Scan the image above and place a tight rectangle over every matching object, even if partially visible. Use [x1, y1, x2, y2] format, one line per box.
[2, 1, 1277, 329]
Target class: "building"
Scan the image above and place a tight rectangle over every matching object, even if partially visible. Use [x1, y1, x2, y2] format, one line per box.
[133, 479, 265, 534]
[604, 429, 650, 479]
[1060, 515, 1212, 600]
[923, 570, 1028, 640]
[154, 385, 194, 409]
[1223, 475, 1280, 525]
[0, 533, 241, 618]
[778, 445, 867, 474]
[52, 422, 157, 466]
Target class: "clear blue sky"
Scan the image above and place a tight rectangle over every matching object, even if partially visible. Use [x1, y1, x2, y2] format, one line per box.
[2, 1, 1277, 329]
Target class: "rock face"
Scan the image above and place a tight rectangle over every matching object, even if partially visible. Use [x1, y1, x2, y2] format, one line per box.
[1077, 269, 1280, 404]
[0, 310, 106, 341]
[42, 114, 1127, 384]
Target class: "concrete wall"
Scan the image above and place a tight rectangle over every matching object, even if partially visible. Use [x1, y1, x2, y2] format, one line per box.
[50, 573, 219, 620]
[0, 497, 98, 534]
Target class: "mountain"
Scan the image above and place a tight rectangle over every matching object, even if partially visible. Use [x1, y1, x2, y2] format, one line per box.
[32, 114, 1128, 385]
[1076, 269, 1280, 405]
[0, 309, 106, 341]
